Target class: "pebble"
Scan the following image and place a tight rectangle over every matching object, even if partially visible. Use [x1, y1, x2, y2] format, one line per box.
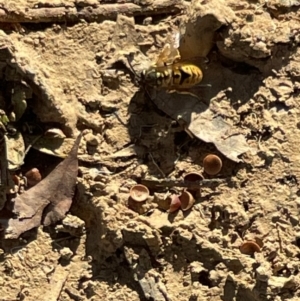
[85, 133, 98, 146]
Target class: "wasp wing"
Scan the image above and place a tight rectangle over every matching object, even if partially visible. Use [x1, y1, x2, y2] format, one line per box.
[155, 30, 181, 67]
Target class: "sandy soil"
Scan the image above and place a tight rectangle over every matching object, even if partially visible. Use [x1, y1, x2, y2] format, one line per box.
[0, 0, 300, 300]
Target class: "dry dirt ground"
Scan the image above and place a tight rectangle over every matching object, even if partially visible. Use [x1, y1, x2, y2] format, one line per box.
[0, 0, 300, 300]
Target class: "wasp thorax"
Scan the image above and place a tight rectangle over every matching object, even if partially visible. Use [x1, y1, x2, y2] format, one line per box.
[141, 68, 163, 85]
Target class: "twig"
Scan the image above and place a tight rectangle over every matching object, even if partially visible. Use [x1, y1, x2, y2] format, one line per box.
[174, 139, 191, 164]
[112, 111, 128, 126]
[149, 152, 166, 178]
[23, 134, 43, 157]
[0, 0, 183, 23]
[141, 178, 226, 189]
[276, 223, 283, 253]
[42, 266, 69, 301]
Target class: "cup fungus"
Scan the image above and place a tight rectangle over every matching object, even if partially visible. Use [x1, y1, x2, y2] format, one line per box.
[240, 241, 261, 255]
[11, 174, 20, 187]
[183, 172, 202, 197]
[184, 172, 203, 183]
[168, 194, 181, 213]
[203, 154, 222, 175]
[179, 190, 195, 211]
[25, 168, 42, 186]
[129, 184, 149, 202]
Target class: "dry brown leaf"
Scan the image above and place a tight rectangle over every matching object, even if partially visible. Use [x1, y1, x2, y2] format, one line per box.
[188, 115, 250, 162]
[4, 133, 82, 239]
[154, 91, 251, 162]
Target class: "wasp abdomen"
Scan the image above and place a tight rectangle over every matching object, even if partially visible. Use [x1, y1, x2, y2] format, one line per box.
[175, 64, 203, 89]
[141, 62, 202, 90]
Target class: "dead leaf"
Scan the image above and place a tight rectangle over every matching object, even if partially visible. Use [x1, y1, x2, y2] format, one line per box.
[24, 135, 76, 158]
[4, 133, 82, 239]
[188, 115, 250, 162]
[154, 91, 251, 162]
[5, 131, 25, 170]
[102, 144, 139, 159]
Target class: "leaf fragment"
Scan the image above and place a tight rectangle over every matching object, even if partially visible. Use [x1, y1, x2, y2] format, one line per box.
[4, 133, 82, 239]
[154, 91, 252, 162]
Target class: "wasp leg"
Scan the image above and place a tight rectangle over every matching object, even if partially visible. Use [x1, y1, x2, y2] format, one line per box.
[144, 86, 154, 103]
[143, 87, 167, 117]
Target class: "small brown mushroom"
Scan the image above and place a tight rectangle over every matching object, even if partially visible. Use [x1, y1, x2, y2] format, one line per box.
[203, 154, 222, 175]
[240, 241, 261, 255]
[129, 184, 149, 202]
[179, 190, 195, 211]
[25, 168, 42, 186]
[168, 194, 181, 213]
[183, 172, 203, 196]
[184, 172, 203, 183]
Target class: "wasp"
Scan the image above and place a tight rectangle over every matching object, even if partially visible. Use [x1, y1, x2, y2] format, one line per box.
[128, 31, 204, 93]
[110, 15, 205, 95]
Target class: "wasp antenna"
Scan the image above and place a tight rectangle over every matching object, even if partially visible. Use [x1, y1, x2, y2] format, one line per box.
[125, 54, 141, 80]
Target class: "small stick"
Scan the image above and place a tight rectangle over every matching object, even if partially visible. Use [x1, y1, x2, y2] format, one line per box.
[149, 152, 166, 178]
[276, 223, 283, 253]
[42, 266, 69, 301]
[0, 0, 183, 23]
[23, 134, 43, 157]
[141, 178, 226, 189]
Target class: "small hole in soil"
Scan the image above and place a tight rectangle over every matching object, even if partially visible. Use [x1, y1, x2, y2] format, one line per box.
[270, 101, 290, 112]
[242, 198, 253, 211]
[243, 201, 249, 211]
[198, 271, 212, 287]
[277, 268, 291, 277]
[134, 14, 170, 25]
[105, 256, 114, 264]
[174, 131, 190, 148]
[277, 175, 298, 185]
[111, 195, 118, 202]
[110, 61, 127, 72]
[116, 248, 123, 258]
[218, 53, 260, 75]
[295, 237, 300, 248]
[22, 22, 55, 32]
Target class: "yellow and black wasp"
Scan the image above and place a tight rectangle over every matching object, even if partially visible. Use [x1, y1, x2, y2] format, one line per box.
[105, 15, 203, 111]
[138, 31, 203, 92]
[109, 15, 206, 102]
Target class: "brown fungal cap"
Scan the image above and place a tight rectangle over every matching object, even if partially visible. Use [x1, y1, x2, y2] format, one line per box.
[183, 172, 203, 183]
[129, 184, 149, 202]
[179, 190, 195, 211]
[240, 241, 261, 255]
[168, 194, 181, 213]
[203, 154, 222, 175]
[25, 168, 42, 186]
